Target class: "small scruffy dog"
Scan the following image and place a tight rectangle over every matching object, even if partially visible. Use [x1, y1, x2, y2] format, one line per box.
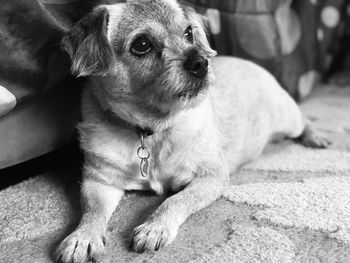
[56, 0, 329, 262]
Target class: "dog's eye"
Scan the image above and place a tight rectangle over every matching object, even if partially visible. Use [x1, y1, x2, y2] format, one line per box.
[184, 26, 194, 44]
[131, 36, 153, 56]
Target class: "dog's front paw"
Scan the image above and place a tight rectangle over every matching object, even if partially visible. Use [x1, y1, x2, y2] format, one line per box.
[55, 229, 106, 263]
[131, 219, 178, 253]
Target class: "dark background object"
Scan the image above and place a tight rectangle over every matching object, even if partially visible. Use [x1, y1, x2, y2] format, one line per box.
[186, 0, 349, 101]
[0, 139, 81, 190]
[0, 0, 82, 170]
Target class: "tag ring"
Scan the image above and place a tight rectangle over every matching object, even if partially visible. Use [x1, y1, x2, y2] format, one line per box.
[137, 146, 150, 160]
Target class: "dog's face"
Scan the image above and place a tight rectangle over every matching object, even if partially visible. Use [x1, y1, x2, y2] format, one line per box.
[63, 0, 216, 117]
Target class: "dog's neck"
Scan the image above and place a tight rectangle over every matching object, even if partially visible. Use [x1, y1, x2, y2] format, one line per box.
[105, 109, 155, 138]
[89, 76, 210, 137]
[84, 83, 210, 147]
[105, 102, 187, 138]
[89, 77, 182, 134]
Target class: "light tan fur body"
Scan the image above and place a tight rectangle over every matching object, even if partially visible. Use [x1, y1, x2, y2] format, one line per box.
[80, 57, 303, 195]
[56, 1, 329, 262]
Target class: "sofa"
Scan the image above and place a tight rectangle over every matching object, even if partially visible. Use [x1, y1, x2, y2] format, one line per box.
[0, 0, 84, 169]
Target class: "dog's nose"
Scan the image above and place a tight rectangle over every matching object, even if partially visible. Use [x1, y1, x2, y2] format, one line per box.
[183, 49, 208, 79]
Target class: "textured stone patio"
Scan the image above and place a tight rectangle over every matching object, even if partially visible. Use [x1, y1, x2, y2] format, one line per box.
[1, 85, 350, 263]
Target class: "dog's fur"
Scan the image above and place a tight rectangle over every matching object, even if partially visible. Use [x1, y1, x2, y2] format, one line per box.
[56, 0, 330, 262]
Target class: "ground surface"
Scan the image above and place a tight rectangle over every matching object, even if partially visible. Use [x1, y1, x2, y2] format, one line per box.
[1, 85, 350, 263]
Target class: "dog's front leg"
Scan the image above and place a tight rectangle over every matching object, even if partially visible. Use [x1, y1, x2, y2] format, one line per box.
[131, 166, 228, 252]
[56, 178, 124, 263]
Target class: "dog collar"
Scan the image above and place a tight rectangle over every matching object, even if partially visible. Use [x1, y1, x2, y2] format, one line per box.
[105, 110, 154, 177]
[105, 110, 154, 136]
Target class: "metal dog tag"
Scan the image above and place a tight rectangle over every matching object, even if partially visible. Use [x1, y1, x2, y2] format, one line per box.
[137, 133, 151, 177]
[140, 158, 150, 177]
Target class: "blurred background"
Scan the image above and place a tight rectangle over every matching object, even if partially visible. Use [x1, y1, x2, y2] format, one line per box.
[0, 0, 349, 184]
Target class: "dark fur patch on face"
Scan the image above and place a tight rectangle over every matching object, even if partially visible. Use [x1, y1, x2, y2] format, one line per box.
[61, 6, 113, 76]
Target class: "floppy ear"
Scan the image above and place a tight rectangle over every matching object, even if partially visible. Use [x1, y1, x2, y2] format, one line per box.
[193, 13, 216, 55]
[181, 5, 217, 57]
[61, 6, 113, 77]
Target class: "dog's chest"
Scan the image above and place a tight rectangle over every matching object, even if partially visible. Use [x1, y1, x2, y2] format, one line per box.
[146, 137, 195, 194]
[85, 125, 195, 194]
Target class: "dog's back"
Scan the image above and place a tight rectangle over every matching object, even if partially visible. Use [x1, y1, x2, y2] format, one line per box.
[210, 56, 305, 167]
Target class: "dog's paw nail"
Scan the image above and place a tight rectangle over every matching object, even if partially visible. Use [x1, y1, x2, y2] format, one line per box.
[129, 239, 134, 250]
[56, 254, 64, 263]
[131, 220, 177, 252]
[102, 236, 106, 246]
[154, 240, 161, 251]
[55, 230, 105, 263]
[137, 244, 146, 254]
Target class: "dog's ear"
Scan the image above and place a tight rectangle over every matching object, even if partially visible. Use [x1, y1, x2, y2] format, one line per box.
[61, 6, 113, 77]
[193, 13, 217, 57]
[181, 5, 217, 57]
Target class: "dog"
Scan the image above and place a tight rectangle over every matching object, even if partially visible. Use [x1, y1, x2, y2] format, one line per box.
[55, 0, 330, 262]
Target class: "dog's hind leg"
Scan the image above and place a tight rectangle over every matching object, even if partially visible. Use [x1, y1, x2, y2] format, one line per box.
[275, 97, 331, 149]
[297, 121, 331, 149]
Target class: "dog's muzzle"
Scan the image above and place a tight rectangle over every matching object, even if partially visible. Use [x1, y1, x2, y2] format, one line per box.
[183, 49, 208, 79]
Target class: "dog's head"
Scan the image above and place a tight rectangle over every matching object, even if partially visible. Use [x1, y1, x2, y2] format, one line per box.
[62, 0, 216, 118]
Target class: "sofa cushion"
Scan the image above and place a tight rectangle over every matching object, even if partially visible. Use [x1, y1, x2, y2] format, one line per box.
[0, 85, 16, 118]
[39, 0, 98, 29]
[0, 0, 71, 111]
[0, 78, 81, 169]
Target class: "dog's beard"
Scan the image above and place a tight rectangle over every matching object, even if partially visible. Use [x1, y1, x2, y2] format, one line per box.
[177, 78, 209, 100]
[159, 59, 213, 101]
[154, 71, 211, 111]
